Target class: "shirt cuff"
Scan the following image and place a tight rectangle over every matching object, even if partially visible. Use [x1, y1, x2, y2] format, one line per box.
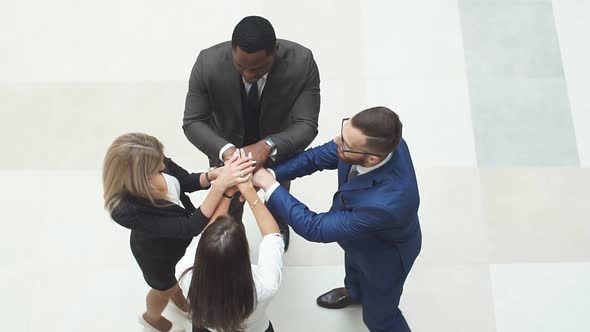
[264, 181, 281, 201]
[219, 143, 235, 162]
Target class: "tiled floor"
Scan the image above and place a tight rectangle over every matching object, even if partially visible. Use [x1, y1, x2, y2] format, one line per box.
[1, 1, 589, 331]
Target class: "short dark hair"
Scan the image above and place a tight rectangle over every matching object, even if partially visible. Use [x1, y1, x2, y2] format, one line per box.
[351, 106, 403, 155]
[231, 16, 276, 54]
[188, 215, 254, 332]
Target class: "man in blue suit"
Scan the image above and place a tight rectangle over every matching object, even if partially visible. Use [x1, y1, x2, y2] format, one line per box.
[251, 106, 422, 331]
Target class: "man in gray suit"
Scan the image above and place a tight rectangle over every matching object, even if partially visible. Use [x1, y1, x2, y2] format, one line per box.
[183, 16, 321, 250]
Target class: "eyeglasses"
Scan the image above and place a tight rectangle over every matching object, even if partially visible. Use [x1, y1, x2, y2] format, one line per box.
[340, 118, 384, 157]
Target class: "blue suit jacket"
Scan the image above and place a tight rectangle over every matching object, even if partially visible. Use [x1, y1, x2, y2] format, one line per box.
[267, 139, 421, 274]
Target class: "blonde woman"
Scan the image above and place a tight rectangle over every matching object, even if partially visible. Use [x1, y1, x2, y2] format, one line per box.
[103, 133, 255, 332]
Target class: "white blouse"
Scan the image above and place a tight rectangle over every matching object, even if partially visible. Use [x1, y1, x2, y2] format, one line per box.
[176, 232, 285, 332]
[162, 173, 184, 208]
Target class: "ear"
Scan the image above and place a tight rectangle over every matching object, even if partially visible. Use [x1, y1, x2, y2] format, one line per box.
[366, 155, 381, 167]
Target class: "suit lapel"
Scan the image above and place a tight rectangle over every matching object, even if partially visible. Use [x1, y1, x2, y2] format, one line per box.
[259, 53, 283, 121]
[337, 156, 396, 193]
[338, 171, 375, 192]
[220, 50, 244, 129]
[338, 161, 352, 187]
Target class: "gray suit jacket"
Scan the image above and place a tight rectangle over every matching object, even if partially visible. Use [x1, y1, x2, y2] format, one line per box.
[183, 39, 321, 164]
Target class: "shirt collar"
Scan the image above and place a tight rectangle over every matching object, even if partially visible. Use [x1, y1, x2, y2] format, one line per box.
[356, 152, 393, 175]
[242, 73, 268, 86]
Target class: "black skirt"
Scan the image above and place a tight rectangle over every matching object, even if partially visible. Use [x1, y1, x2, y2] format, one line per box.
[130, 231, 193, 291]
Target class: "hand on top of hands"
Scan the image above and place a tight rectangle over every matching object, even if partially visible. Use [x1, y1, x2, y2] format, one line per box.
[212, 149, 255, 189]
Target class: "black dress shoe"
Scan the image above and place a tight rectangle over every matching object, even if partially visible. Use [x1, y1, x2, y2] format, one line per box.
[278, 220, 290, 252]
[316, 287, 355, 309]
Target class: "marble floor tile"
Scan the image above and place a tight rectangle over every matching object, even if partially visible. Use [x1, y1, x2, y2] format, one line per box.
[480, 168, 590, 263]
[553, 0, 590, 166]
[403, 263, 497, 332]
[361, 0, 468, 80]
[490, 262, 590, 332]
[469, 78, 578, 167]
[415, 168, 490, 264]
[459, 0, 563, 78]
[366, 79, 477, 167]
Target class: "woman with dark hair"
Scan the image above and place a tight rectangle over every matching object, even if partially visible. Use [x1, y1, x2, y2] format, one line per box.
[177, 150, 284, 332]
[103, 133, 255, 332]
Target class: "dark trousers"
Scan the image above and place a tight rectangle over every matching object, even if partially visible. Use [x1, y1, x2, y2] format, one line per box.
[344, 251, 412, 332]
[194, 321, 274, 332]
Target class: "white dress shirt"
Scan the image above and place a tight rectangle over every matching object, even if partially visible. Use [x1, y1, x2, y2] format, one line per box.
[176, 231, 284, 332]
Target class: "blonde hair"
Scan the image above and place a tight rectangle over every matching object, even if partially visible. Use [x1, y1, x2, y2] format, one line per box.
[103, 133, 169, 213]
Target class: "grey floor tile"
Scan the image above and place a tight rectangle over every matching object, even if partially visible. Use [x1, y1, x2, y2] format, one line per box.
[469, 78, 578, 167]
[480, 168, 590, 263]
[459, 0, 563, 78]
[460, 0, 579, 167]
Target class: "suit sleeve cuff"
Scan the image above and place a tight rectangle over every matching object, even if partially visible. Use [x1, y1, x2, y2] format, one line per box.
[264, 182, 281, 201]
[219, 143, 235, 162]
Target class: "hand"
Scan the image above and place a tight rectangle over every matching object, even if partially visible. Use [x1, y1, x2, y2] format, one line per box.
[236, 149, 255, 193]
[207, 166, 223, 182]
[213, 150, 256, 189]
[222, 146, 238, 162]
[243, 140, 271, 170]
[252, 168, 276, 191]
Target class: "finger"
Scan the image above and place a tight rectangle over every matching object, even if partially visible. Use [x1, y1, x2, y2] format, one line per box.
[239, 195, 245, 203]
[226, 153, 239, 166]
[239, 165, 256, 176]
[234, 156, 251, 165]
[236, 160, 257, 170]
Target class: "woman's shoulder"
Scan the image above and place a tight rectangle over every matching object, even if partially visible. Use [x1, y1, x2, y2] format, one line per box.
[110, 195, 138, 226]
[111, 193, 166, 220]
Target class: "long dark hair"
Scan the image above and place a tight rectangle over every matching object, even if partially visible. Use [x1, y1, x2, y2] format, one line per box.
[187, 215, 255, 332]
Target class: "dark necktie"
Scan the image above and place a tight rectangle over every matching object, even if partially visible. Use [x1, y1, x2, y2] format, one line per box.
[247, 81, 259, 111]
[244, 80, 260, 145]
[348, 165, 360, 181]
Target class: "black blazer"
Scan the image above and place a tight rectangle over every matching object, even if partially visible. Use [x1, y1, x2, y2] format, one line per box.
[110, 158, 209, 279]
[183, 39, 321, 163]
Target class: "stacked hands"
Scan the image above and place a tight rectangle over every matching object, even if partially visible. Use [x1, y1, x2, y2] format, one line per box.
[208, 148, 276, 199]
